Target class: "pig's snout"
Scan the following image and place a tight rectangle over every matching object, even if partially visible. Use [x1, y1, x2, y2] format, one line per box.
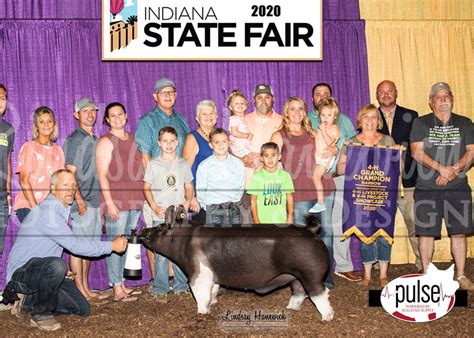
[138, 227, 155, 246]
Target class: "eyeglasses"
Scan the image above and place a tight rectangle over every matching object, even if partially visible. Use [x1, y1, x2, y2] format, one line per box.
[158, 90, 176, 97]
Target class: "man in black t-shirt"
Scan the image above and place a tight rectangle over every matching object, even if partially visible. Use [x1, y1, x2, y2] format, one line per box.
[410, 82, 474, 290]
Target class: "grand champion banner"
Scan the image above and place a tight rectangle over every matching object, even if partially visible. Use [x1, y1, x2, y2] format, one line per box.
[341, 144, 402, 245]
[102, 0, 322, 60]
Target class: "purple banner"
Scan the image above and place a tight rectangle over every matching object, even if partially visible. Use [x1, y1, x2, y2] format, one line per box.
[342, 144, 401, 245]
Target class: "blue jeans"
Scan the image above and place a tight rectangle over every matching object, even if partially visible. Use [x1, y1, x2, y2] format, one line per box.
[205, 202, 241, 225]
[294, 199, 334, 288]
[16, 208, 31, 223]
[151, 221, 189, 295]
[360, 237, 391, 264]
[330, 176, 354, 273]
[105, 210, 142, 286]
[10, 257, 89, 316]
[0, 196, 8, 254]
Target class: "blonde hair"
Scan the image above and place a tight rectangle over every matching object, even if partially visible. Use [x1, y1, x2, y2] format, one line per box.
[226, 89, 248, 116]
[317, 97, 340, 123]
[32, 106, 59, 142]
[195, 100, 217, 124]
[280, 96, 314, 138]
[356, 104, 383, 130]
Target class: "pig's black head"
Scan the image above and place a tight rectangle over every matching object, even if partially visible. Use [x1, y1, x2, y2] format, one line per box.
[139, 227, 155, 249]
[139, 205, 188, 251]
[164, 205, 188, 227]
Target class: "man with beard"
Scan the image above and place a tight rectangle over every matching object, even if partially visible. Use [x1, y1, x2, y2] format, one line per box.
[241, 84, 282, 223]
[307, 83, 361, 284]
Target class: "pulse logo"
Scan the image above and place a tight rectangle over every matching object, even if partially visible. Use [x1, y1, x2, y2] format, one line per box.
[380, 264, 459, 322]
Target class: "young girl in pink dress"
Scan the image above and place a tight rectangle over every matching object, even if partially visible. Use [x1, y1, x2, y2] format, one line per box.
[227, 90, 254, 157]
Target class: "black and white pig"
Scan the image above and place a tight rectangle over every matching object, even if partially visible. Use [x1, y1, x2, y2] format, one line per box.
[140, 205, 334, 321]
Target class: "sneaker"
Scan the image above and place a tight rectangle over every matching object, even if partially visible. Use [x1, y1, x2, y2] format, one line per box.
[334, 271, 362, 282]
[359, 278, 370, 287]
[147, 279, 154, 295]
[309, 203, 326, 213]
[174, 290, 191, 296]
[11, 294, 25, 318]
[30, 314, 61, 331]
[380, 277, 389, 288]
[457, 276, 474, 290]
[152, 294, 168, 304]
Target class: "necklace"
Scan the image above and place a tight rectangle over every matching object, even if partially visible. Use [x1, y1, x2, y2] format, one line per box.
[200, 128, 211, 139]
[35, 139, 52, 146]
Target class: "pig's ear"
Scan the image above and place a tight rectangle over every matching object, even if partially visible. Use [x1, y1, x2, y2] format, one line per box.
[175, 205, 187, 225]
[164, 205, 175, 227]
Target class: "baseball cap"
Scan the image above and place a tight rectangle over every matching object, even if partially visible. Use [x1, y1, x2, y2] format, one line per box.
[253, 84, 274, 97]
[154, 77, 176, 93]
[75, 98, 97, 113]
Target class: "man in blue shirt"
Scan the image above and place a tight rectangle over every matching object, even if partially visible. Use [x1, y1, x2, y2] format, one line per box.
[135, 77, 190, 162]
[3, 169, 128, 331]
[307, 83, 361, 284]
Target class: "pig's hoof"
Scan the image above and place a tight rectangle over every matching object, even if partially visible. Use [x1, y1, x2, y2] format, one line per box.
[197, 308, 211, 315]
[321, 310, 334, 321]
[286, 304, 301, 311]
[286, 294, 306, 311]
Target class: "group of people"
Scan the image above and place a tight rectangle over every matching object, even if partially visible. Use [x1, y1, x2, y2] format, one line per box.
[0, 78, 472, 331]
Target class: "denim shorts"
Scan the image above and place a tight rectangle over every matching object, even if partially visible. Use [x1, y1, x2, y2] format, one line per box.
[360, 237, 391, 264]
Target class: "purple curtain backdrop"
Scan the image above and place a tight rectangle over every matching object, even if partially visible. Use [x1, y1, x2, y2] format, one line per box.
[0, 0, 368, 289]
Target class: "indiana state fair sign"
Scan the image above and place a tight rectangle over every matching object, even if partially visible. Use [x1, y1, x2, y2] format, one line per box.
[102, 0, 322, 60]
